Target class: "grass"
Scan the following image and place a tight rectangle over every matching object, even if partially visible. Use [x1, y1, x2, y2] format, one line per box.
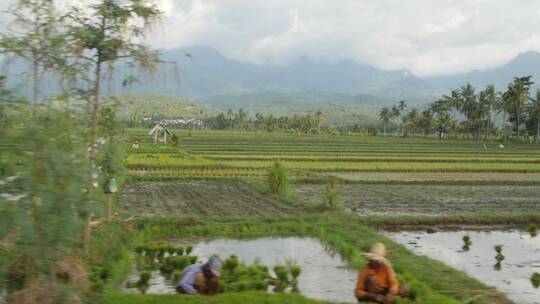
[105, 291, 339, 304]
[125, 129, 540, 175]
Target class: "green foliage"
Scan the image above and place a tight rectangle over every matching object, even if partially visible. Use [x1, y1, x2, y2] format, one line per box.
[531, 272, 540, 288]
[137, 271, 151, 286]
[268, 162, 288, 195]
[528, 224, 538, 237]
[170, 134, 180, 147]
[105, 291, 338, 304]
[323, 179, 342, 210]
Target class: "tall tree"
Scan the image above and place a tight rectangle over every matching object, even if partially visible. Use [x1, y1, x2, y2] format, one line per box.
[529, 90, 540, 143]
[378, 107, 391, 135]
[0, 0, 68, 108]
[404, 108, 420, 135]
[69, 0, 162, 253]
[69, 0, 162, 166]
[398, 100, 407, 136]
[458, 83, 478, 137]
[390, 105, 400, 135]
[483, 84, 500, 138]
[503, 76, 534, 137]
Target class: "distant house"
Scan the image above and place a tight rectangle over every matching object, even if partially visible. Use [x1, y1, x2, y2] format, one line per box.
[148, 122, 172, 144]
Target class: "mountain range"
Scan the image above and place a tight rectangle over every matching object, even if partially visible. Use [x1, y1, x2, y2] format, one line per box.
[124, 47, 540, 107]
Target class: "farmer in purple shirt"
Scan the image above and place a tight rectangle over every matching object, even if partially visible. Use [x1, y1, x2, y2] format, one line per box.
[176, 257, 221, 295]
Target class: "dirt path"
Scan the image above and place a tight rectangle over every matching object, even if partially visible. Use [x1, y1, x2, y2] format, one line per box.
[122, 181, 301, 217]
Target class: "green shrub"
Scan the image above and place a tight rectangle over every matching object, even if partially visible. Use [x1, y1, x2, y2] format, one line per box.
[267, 162, 288, 195]
[137, 272, 151, 286]
[528, 224, 538, 237]
[324, 179, 342, 210]
[531, 272, 540, 288]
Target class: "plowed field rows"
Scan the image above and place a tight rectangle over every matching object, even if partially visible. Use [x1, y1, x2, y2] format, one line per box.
[123, 181, 300, 217]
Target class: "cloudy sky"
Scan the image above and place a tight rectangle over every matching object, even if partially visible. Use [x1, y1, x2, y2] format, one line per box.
[2, 0, 540, 76]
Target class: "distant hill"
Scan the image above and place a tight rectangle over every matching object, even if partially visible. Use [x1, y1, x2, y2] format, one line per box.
[202, 91, 380, 126]
[426, 51, 540, 90]
[114, 93, 219, 120]
[123, 46, 440, 105]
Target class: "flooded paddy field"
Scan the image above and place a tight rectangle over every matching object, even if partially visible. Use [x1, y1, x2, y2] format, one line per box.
[122, 181, 301, 217]
[291, 183, 540, 215]
[123, 237, 358, 303]
[385, 229, 540, 304]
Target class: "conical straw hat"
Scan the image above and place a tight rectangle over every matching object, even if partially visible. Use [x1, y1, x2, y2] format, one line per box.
[361, 242, 388, 262]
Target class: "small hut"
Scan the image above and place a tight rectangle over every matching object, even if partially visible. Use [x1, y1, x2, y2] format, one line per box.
[148, 122, 172, 144]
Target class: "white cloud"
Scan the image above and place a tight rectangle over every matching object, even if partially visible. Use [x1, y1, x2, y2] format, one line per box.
[145, 0, 540, 76]
[1, 0, 540, 76]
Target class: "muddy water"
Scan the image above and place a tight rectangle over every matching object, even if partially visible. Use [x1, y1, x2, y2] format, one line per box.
[123, 237, 358, 303]
[385, 230, 540, 304]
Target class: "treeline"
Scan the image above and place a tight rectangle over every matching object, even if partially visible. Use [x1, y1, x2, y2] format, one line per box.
[204, 109, 380, 135]
[0, 0, 163, 303]
[379, 77, 540, 141]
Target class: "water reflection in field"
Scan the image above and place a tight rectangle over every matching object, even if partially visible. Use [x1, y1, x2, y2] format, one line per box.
[124, 237, 358, 303]
[385, 230, 540, 304]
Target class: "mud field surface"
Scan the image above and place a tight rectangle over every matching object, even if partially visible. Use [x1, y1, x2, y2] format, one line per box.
[292, 183, 540, 216]
[123, 181, 300, 217]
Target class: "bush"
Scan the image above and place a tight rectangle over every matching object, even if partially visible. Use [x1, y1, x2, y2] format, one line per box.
[267, 162, 288, 195]
[324, 179, 342, 210]
[137, 272, 151, 286]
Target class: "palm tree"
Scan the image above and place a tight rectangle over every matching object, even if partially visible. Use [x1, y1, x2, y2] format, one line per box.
[315, 110, 324, 134]
[459, 83, 478, 137]
[483, 84, 500, 138]
[503, 76, 534, 137]
[405, 108, 420, 135]
[530, 89, 540, 143]
[398, 100, 407, 135]
[419, 109, 434, 136]
[390, 106, 400, 135]
[442, 90, 461, 133]
[379, 107, 391, 135]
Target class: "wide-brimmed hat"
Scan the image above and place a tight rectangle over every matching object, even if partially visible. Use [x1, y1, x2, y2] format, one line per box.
[207, 256, 222, 277]
[361, 242, 389, 262]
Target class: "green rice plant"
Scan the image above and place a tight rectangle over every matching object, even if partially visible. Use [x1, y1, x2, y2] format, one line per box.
[267, 162, 288, 195]
[323, 179, 342, 210]
[273, 266, 289, 285]
[172, 270, 182, 282]
[185, 245, 193, 255]
[223, 255, 240, 273]
[137, 271, 151, 287]
[494, 245, 505, 263]
[531, 272, 540, 288]
[528, 224, 538, 237]
[290, 265, 301, 279]
[175, 246, 184, 256]
[462, 235, 472, 251]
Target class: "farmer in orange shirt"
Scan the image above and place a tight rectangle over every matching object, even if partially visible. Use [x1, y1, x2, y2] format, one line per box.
[355, 243, 410, 303]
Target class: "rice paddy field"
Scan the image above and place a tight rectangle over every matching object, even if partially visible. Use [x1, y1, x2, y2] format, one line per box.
[110, 129, 540, 304]
[125, 129, 540, 217]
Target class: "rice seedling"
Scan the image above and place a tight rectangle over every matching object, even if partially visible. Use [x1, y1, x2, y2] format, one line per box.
[531, 272, 540, 288]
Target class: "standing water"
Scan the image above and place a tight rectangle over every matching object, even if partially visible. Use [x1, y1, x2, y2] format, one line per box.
[124, 237, 358, 303]
[385, 229, 540, 304]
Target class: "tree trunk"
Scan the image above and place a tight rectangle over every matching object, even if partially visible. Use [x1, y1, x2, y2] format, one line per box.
[107, 193, 115, 222]
[84, 56, 103, 254]
[537, 120, 540, 143]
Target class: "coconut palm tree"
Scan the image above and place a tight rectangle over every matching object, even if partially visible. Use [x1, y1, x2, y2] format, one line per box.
[529, 89, 540, 143]
[459, 83, 478, 137]
[483, 84, 500, 138]
[398, 100, 407, 135]
[390, 105, 400, 135]
[378, 107, 391, 135]
[404, 108, 420, 135]
[503, 76, 534, 137]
